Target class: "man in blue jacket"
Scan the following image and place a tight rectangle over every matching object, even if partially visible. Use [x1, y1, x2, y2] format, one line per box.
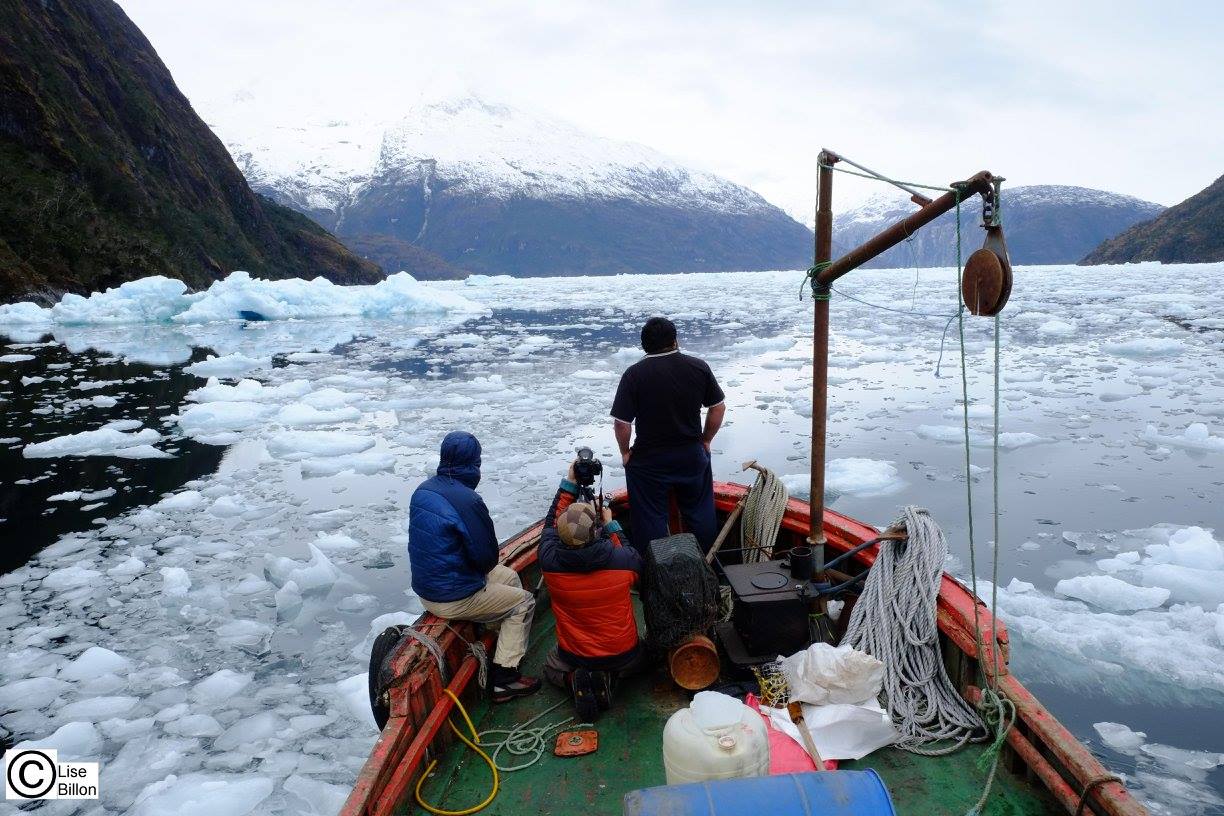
[408, 431, 541, 702]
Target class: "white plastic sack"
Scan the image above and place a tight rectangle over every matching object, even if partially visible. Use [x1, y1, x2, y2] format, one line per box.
[762, 700, 898, 761]
[779, 642, 884, 706]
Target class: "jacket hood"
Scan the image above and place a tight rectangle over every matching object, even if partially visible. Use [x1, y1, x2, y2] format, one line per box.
[437, 431, 482, 489]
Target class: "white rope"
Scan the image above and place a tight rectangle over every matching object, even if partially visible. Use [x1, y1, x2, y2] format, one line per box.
[741, 465, 788, 562]
[841, 506, 988, 754]
[403, 622, 490, 690]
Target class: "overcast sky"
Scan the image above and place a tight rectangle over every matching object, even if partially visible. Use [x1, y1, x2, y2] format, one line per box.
[119, 0, 1220, 220]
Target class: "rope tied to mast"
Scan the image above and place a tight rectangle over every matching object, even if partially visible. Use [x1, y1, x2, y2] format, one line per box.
[800, 260, 832, 301]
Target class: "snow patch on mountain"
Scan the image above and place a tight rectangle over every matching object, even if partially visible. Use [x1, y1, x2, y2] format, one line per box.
[209, 94, 771, 219]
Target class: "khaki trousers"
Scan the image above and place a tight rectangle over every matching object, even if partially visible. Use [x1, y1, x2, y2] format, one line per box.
[421, 565, 535, 669]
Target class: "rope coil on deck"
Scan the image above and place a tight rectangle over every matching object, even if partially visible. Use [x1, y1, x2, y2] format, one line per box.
[741, 465, 788, 562]
[841, 506, 989, 755]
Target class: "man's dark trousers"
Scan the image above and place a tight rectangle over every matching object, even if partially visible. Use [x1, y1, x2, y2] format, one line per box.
[625, 441, 717, 553]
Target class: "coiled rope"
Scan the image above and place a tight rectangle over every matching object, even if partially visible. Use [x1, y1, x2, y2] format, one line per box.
[478, 697, 589, 772]
[842, 506, 988, 754]
[740, 464, 789, 562]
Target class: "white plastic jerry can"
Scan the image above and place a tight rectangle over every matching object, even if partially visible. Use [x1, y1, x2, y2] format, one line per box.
[662, 691, 770, 785]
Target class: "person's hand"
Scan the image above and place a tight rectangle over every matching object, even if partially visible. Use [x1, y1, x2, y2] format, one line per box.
[621, 450, 632, 466]
[702, 439, 712, 455]
[601, 507, 614, 525]
[567, 462, 576, 482]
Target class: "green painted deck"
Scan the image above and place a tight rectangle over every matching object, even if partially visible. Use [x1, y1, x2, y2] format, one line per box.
[411, 596, 1059, 816]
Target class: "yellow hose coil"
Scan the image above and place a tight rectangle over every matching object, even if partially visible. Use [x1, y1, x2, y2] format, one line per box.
[414, 688, 500, 815]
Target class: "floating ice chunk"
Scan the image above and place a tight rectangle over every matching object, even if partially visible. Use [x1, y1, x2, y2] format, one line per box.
[155, 490, 207, 512]
[130, 773, 274, 816]
[728, 335, 796, 354]
[284, 774, 350, 816]
[24, 423, 166, 458]
[58, 695, 139, 722]
[302, 387, 362, 410]
[268, 430, 376, 460]
[187, 377, 312, 404]
[1139, 565, 1224, 607]
[314, 532, 360, 550]
[216, 620, 273, 655]
[184, 353, 269, 378]
[99, 716, 156, 740]
[171, 270, 483, 323]
[214, 712, 281, 751]
[161, 567, 192, 596]
[1, 352, 37, 362]
[176, 401, 274, 435]
[275, 402, 362, 427]
[50, 276, 192, 324]
[208, 496, 247, 517]
[1103, 338, 1183, 358]
[914, 424, 1046, 449]
[300, 450, 396, 478]
[275, 581, 303, 621]
[824, 458, 904, 497]
[1094, 721, 1146, 753]
[107, 556, 146, 581]
[0, 302, 52, 324]
[287, 544, 344, 597]
[14, 721, 102, 760]
[1005, 578, 1036, 594]
[571, 369, 616, 381]
[1036, 319, 1076, 337]
[60, 646, 132, 681]
[1140, 742, 1224, 779]
[164, 714, 223, 738]
[42, 564, 103, 590]
[1142, 423, 1224, 454]
[335, 673, 378, 731]
[191, 670, 252, 705]
[1054, 575, 1170, 611]
[1162, 527, 1224, 570]
[0, 676, 70, 710]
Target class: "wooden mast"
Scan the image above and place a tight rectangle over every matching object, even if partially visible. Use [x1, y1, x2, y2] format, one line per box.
[807, 150, 997, 580]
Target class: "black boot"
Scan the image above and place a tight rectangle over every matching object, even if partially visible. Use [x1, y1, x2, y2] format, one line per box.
[491, 664, 542, 704]
[570, 668, 599, 722]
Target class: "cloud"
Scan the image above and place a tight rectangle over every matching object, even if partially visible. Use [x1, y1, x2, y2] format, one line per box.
[119, 0, 1221, 220]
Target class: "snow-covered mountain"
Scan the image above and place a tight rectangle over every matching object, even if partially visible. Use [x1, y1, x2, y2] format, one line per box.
[833, 185, 1165, 268]
[208, 94, 812, 279]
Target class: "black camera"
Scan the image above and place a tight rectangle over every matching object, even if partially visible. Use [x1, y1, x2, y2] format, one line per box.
[573, 446, 603, 487]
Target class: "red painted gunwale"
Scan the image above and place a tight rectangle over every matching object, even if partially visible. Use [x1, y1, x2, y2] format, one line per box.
[340, 482, 1145, 816]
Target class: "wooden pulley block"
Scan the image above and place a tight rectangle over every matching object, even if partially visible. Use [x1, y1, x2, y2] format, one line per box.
[962, 226, 1013, 316]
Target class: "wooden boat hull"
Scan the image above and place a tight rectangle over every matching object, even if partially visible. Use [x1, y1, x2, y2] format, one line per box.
[340, 482, 1145, 816]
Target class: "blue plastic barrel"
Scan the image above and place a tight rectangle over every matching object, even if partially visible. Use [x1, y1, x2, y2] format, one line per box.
[623, 770, 896, 816]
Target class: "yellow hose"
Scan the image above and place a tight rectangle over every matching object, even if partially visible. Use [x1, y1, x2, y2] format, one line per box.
[414, 688, 500, 816]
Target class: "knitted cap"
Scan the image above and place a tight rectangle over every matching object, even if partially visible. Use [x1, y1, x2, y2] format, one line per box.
[558, 503, 598, 548]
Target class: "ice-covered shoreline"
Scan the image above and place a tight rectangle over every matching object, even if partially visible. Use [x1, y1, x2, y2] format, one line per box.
[2, 262, 1223, 815]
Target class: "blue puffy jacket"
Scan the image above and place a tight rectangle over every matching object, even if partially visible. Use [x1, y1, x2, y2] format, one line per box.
[408, 431, 501, 603]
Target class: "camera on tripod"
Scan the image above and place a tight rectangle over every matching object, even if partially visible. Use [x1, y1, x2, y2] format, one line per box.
[573, 447, 602, 486]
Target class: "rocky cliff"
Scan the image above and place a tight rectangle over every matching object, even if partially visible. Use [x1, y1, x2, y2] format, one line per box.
[0, 0, 381, 303]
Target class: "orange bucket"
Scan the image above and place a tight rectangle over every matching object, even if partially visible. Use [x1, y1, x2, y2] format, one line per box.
[669, 634, 720, 690]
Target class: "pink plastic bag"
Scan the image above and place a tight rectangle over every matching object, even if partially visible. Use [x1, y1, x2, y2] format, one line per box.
[744, 693, 838, 773]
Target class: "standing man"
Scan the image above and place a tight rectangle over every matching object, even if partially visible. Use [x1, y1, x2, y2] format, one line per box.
[408, 431, 542, 703]
[611, 317, 726, 552]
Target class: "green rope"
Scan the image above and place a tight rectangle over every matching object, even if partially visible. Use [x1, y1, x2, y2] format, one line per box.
[800, 261, 832, 301]
[953, 191, 1013, 816]
[818, 161, 956, 194]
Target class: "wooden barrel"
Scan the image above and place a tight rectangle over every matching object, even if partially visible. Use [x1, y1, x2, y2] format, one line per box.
[669, 634, 720, 690]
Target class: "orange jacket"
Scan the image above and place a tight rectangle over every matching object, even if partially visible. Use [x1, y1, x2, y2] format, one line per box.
[539, 481, 642, 664]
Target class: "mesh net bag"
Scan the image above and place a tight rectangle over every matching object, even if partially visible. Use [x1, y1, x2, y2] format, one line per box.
[642, 533, 720, 651]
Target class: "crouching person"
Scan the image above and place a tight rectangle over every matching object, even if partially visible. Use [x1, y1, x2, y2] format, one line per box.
[540, 463, 647, 720]
[409, 431, 541, 703]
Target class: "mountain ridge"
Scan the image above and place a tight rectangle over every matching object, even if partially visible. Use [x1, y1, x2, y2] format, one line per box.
[833, 185, 1165, 268]
[211, 94, 814, 279]
[1081, 175, 1224, 264]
